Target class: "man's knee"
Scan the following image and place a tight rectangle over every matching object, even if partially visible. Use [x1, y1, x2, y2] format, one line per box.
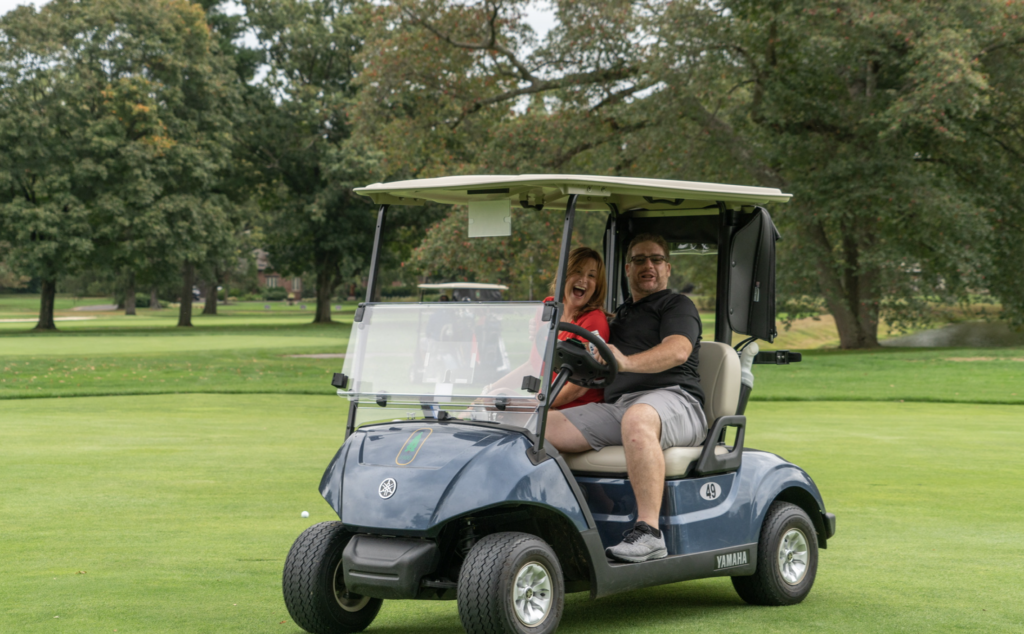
[621, 404, 661, 446]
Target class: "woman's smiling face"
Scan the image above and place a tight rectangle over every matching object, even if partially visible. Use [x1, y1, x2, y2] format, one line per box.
[563, 258, 599, 315]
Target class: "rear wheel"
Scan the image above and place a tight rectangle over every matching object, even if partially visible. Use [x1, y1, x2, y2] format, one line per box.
[732, 501, 818, 606]
[282, 521, 383, 634]
[457, 532, 564, 634]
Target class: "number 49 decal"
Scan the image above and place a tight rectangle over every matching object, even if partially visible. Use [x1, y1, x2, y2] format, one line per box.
[699, 482, 721, 501]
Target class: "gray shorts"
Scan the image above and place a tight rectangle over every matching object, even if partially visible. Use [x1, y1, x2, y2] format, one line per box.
[561, 386, 708, 451]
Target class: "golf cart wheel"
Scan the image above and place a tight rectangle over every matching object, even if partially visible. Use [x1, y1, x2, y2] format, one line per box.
[732, 501, 818, 606]
[282, 521, 382, 634]
[457, 532, 564, 634]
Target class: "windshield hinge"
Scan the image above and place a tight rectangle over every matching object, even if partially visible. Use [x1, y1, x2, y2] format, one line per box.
[376, 393, 388, 407]
[354, 303, 366, 322]
[331, 373, 348, 389]
[541, 302, 557, 322]
[521, 375, 541, 394]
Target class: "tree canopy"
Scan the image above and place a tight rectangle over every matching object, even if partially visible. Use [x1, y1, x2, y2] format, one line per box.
[1, 0, 1021, 346]
[0, 0, 238, 328]
[351, 0, 1024, 347]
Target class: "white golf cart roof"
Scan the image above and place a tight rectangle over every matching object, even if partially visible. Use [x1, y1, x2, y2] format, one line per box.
[355, 174, 790, 212]
[417, 283, 509, 291]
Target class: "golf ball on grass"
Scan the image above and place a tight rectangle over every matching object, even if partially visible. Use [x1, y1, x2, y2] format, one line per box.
[301, 511, 309, 518]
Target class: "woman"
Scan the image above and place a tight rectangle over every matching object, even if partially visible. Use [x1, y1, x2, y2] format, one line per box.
[483, 247, 610, 409]
[542, 246, 611, 409]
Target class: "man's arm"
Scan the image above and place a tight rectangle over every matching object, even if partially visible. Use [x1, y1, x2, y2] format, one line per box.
[605, 335, 693, 374]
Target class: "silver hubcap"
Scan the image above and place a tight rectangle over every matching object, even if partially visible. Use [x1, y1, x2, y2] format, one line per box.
[777, 528, 809, 585]
[512, 562, 552, 627]
[333, 560, 370, 612]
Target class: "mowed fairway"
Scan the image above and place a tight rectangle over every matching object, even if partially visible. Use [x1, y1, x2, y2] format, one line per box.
[2, 295, 1022, 633]
[2, 396, 1022, 633]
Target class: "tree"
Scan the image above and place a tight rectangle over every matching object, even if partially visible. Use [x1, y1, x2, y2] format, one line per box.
[355, 0, 1022, 347]
[241, 0, 380, 322]
[0, 2, 103, 329]
[0, 0, 238, 329]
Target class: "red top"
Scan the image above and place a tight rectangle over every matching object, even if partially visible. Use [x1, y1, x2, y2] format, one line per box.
[542, 297, 611, 409]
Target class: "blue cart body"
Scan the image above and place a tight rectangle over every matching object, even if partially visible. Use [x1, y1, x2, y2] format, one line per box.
[319, 419, 830, 600]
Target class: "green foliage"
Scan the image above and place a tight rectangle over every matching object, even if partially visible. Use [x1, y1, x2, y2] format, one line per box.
[239, 0, 382, 321]
[3, 0, 1023, 343]
[0, 0, 241, 328]
[262, 287, 289, 301]
[352, 0, 1024, 347]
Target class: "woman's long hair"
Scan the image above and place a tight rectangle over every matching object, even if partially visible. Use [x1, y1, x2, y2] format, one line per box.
[549, 246, 608, 319]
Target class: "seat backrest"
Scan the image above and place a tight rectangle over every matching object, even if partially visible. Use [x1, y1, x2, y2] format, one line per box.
[698, 341, 740, 422]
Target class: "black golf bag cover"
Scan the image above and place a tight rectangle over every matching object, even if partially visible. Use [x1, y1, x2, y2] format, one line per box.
[727, 207, 780, 342]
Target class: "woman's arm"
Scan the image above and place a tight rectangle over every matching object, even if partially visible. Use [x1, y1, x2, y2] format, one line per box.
[551, 382, 589, 408]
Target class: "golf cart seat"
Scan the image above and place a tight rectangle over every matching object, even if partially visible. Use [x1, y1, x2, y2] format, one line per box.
[563, 342, 741, 478]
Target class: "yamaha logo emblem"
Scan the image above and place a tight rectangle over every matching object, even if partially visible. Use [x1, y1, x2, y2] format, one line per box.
[378, 478, 397, 499]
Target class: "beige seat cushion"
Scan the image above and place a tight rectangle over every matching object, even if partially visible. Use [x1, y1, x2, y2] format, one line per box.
[562, 341, 740, 478]
[698, 341, 740, 422]
[563, 444, 729, 478]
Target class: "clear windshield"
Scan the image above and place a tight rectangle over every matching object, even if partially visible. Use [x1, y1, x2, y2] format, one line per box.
[342, 302, 552, 407]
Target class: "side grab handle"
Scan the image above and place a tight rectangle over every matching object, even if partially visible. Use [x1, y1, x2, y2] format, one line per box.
[694, 415, 746, 476]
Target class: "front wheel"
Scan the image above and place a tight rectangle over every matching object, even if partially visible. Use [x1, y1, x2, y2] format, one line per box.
[457, 532, 565, 634]
[282, 521, 383, 634]
[732, 501, 819, 606]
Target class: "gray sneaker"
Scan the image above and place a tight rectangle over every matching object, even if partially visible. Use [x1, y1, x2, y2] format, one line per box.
[605, 521, 668, 563]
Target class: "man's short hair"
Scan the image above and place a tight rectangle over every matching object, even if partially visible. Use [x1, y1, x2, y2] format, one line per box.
[627, 233, 670, 258]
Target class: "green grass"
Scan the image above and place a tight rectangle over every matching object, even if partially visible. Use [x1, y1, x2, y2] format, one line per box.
[3, 293, 1023, 632]
[0, 296, 359, 332]
[2, 396, 1021, 633]
[753, 347, 1024, 405]
[4, 334, 1021, 404]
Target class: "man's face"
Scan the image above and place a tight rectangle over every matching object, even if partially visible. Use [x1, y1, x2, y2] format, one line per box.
[625, 240, 671, 299]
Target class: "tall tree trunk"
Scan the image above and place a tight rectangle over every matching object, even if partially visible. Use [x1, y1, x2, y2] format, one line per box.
[806, 221, 879, 348]
[150, 287, 161, 310]
[202, 280, 217, 315]
[178, 261, 194, 327]
[125, 270, 137, 316]
[35, 278, 57, 331]
[314, 267, 335, 323]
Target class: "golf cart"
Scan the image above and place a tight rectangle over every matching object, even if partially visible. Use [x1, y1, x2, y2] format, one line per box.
[282, 175, 836, 634]
[417, 282, 508, 302]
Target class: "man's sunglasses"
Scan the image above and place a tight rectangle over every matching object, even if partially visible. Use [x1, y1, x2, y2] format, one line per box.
[629, 254, 667, 265]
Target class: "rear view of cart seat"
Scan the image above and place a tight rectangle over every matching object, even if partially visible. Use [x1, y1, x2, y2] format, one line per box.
[563, 341, 740, 478]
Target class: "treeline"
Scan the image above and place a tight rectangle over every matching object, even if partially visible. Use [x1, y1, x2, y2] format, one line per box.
[2, 0, 1023, 347]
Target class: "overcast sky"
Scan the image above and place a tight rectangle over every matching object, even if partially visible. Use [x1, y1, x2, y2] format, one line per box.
[0, 0, 557, 39]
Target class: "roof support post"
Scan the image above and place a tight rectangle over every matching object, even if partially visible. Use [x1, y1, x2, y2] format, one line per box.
[715, 203, 738, 344]
[364, 204, 389, 304]
[533, 194, 578, 458]
[551, 195, 578, 307]
[603, 205, 619, 313]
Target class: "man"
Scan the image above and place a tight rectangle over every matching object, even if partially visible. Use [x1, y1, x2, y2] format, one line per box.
[545, 233, 706, 562]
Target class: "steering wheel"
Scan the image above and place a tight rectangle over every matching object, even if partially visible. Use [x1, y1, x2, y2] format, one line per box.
[554, 322, 618, 388]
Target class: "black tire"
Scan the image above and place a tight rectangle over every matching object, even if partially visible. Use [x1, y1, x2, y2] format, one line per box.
[282, 521, 383, 634]
[732, 501, 819, 606]
[457, 532, 565, 634]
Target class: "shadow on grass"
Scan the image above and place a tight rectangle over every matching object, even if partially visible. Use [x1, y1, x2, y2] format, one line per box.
[356, 580, 748, 634]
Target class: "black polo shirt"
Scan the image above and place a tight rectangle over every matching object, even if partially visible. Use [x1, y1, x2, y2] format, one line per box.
[604, 289, 704, 406]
